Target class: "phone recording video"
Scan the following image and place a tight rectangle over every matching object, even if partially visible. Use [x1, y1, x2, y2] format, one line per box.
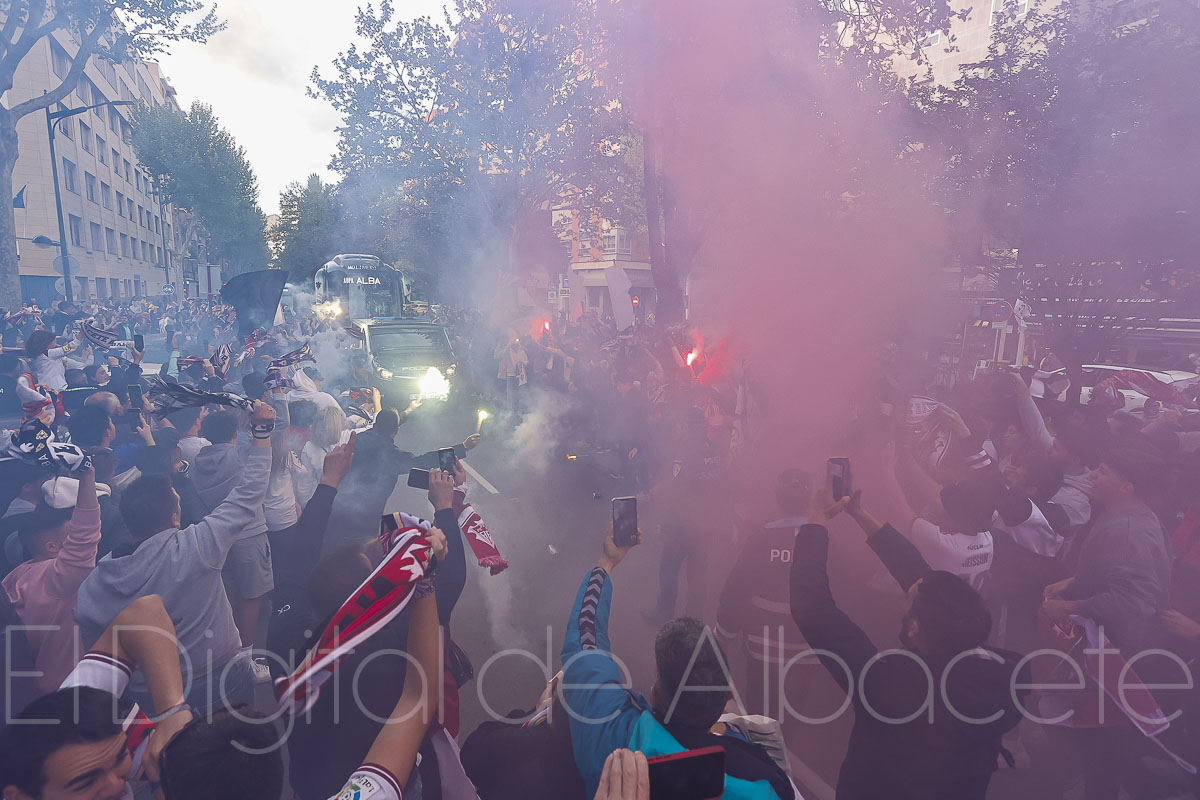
[647, 746, 726, 800]
[612, 496, 639, 547]
[828, 458, 852, 502]
[128, 383, 144, 410]
[437, 447, 457, 476]
[133, 334, 145, 352]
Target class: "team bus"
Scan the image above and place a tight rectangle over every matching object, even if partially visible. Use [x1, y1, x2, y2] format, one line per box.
[313, 254, 408, 320]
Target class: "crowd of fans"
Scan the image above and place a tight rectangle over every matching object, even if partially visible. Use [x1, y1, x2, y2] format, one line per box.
[0, 292, 1199, 800]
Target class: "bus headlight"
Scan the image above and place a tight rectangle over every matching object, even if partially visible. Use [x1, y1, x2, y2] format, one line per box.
[418, 367, 450, 399]
[376, 365, 394, 380]
[446, 363, 457, 377]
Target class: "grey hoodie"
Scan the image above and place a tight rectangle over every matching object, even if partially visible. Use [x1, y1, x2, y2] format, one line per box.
[75, 448, 271, 697]
[191, 441, 268, 536]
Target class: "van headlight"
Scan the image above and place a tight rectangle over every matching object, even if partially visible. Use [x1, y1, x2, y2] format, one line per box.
[418, 367, 450, 399]
[446, 363, 457, 377]
[376, 365, 394, 380]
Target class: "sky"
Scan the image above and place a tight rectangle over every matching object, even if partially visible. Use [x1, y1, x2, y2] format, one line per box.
[154, 0, 448, 216]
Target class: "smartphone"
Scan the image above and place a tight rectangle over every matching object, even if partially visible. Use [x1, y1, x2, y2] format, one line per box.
[647, 746, 726, 800]
[133, 334, 145, 352]
[828, 458, 852, 502]
[128, 383, 144, 410]
[407, 468, 431, 490]
[128, 409, 143, 429]
[437, 447, 457, 476]
[612, 497, 639, 547]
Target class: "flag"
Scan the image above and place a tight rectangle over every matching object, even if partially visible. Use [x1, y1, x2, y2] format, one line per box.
[275, 525, 435, 714]
[12, 186, 26, 209]
[220, 270, 288, 338]
[81, 318, 133, 351]
[269, 341, 314, 369]
[144, 376, 254, 418]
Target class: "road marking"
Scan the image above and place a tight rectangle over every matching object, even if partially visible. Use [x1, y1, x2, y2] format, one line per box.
[463, 461, 500, 495]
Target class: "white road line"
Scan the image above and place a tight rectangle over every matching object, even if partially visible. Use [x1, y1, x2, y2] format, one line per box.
[463, 461, 501, 495]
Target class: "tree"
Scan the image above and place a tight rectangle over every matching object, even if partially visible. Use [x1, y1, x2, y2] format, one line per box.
[0, 0, 221, 309]
[270, 174, 338, 280]
[915, 0, 1200, 377]
[132, 101, 269, 274]
[311, 0, 640, 302]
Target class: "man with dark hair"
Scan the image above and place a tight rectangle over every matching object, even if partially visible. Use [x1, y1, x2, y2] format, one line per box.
[166, 406, 208, 464]
[75, 401, 277, 712]
[716, 468, 818, 717]
[66, 405, 115, 449]
[562, 529, 793, 799]
[790, 482, 1026, 799]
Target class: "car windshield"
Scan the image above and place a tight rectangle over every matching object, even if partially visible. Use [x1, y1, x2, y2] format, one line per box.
[371, 328, 445, 352]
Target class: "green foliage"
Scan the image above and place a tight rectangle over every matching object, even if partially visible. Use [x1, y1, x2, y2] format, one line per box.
[270, 174, 338, 280]
[310, 0, 641, 290]
[133, 102, 270, 273]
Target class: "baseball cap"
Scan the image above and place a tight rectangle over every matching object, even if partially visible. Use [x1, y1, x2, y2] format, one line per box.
[42, 476, 112, 509]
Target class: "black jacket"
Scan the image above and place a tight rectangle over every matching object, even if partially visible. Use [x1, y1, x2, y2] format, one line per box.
[790, 523, 1028, 800]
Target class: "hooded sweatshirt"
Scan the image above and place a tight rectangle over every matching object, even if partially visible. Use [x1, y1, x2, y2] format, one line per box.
[75, 448, 271, 701]
[2, 500, 100, 694]
[191, 442, 267, 536]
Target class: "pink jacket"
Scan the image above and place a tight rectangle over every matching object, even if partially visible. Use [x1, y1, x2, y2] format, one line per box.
[2, 501, 101, 694]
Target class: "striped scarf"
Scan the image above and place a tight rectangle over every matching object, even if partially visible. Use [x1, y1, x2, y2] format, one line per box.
[144, 376, 254, 418]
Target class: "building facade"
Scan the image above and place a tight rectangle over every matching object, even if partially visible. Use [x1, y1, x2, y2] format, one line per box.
[6, 30, 185, 304]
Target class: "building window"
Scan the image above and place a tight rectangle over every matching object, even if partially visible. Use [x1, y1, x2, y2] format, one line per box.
[68, 215, 83, 247]
[105, 227, 116, 254]
[156, 246, 162, 265]
[62, 158, 78, 193]
[134, 275, 142, 296]
[123, 160, 131, 181]
[89, 222, 102, 251]
[84, 172, 97, 203]
[990, 0, 1029, 25]
[120, 233, 129, 257]
[109, 107, 120, 134]
[110, 277, 120, 297]
[119, 79, 132, 102]
[154, 215, 160, 234]
[77, 79, 90, 105]
[142, 241, 149, 261]
[120, 119, 132, 145]
[116, 191, 124, 213]
[138, 206, 144, 226]
[135, 172, 142, 192]
[57, 109, 73, 139]
[93, 89, 107, 119]
[111, 148, 120, 168]
[96, 136, 106, 164]
[50, 42, 70, 79]
[920, 31, 942, 47]
[80, 122, 92, 153]
[101, 182, 112, 209]
[602, 227, 632, 256]
[127, 198, 135, 220]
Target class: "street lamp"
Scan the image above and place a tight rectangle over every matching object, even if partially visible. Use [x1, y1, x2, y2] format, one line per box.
[31, 234, 60, 248]
[45, 96, 135, 304]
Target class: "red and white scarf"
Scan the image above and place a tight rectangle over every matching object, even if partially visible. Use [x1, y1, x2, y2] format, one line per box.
[275, 524, 436, 714]
[452, 484, 509, 575]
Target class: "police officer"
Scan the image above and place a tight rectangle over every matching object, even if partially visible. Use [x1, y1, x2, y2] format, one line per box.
[716, 469, 818, 718]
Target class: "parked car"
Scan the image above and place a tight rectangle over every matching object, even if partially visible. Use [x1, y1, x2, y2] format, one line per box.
[1049, 364, 1199, 410]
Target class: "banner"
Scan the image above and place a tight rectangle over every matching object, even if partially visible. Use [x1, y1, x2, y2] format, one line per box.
[220, 270, 288, 337]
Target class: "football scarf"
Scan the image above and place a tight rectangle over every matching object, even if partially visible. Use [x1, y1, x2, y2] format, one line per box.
[0, 419, 91, 472]
[1088, 369, 1191, 410]
[275, 523, 436, 714]
[144, 376, 254, 418]
[452, 485, 508, 575]
[269, 341, 315, 370]
[82, 318, 133, 350]
[211, 344, 232, 379]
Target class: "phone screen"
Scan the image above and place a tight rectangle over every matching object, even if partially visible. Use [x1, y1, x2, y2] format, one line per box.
[407, 468, 431, 490]
[612, 497, 639, 547]
[648, 746, 725, 800]
[438, 447, 457, 475]
[128, 384, 144, 410]
[133, 334, 145, 352]
[828, 458, 851, 501]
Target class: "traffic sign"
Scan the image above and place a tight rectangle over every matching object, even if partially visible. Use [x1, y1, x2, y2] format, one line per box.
[162, 283, 176, 295]
[52, 255, 80, 276]
[986, 301, 1012, 323]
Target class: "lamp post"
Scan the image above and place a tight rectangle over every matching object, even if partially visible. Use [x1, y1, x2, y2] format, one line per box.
[44, 97, 135, 304]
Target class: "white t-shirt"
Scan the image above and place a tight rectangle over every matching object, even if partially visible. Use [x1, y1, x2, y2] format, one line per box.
[992, 501, 1065, 558]
[910, 518, 993, 592]
[178, 435, 211, 464]
[1052, 471, 1093, 531]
